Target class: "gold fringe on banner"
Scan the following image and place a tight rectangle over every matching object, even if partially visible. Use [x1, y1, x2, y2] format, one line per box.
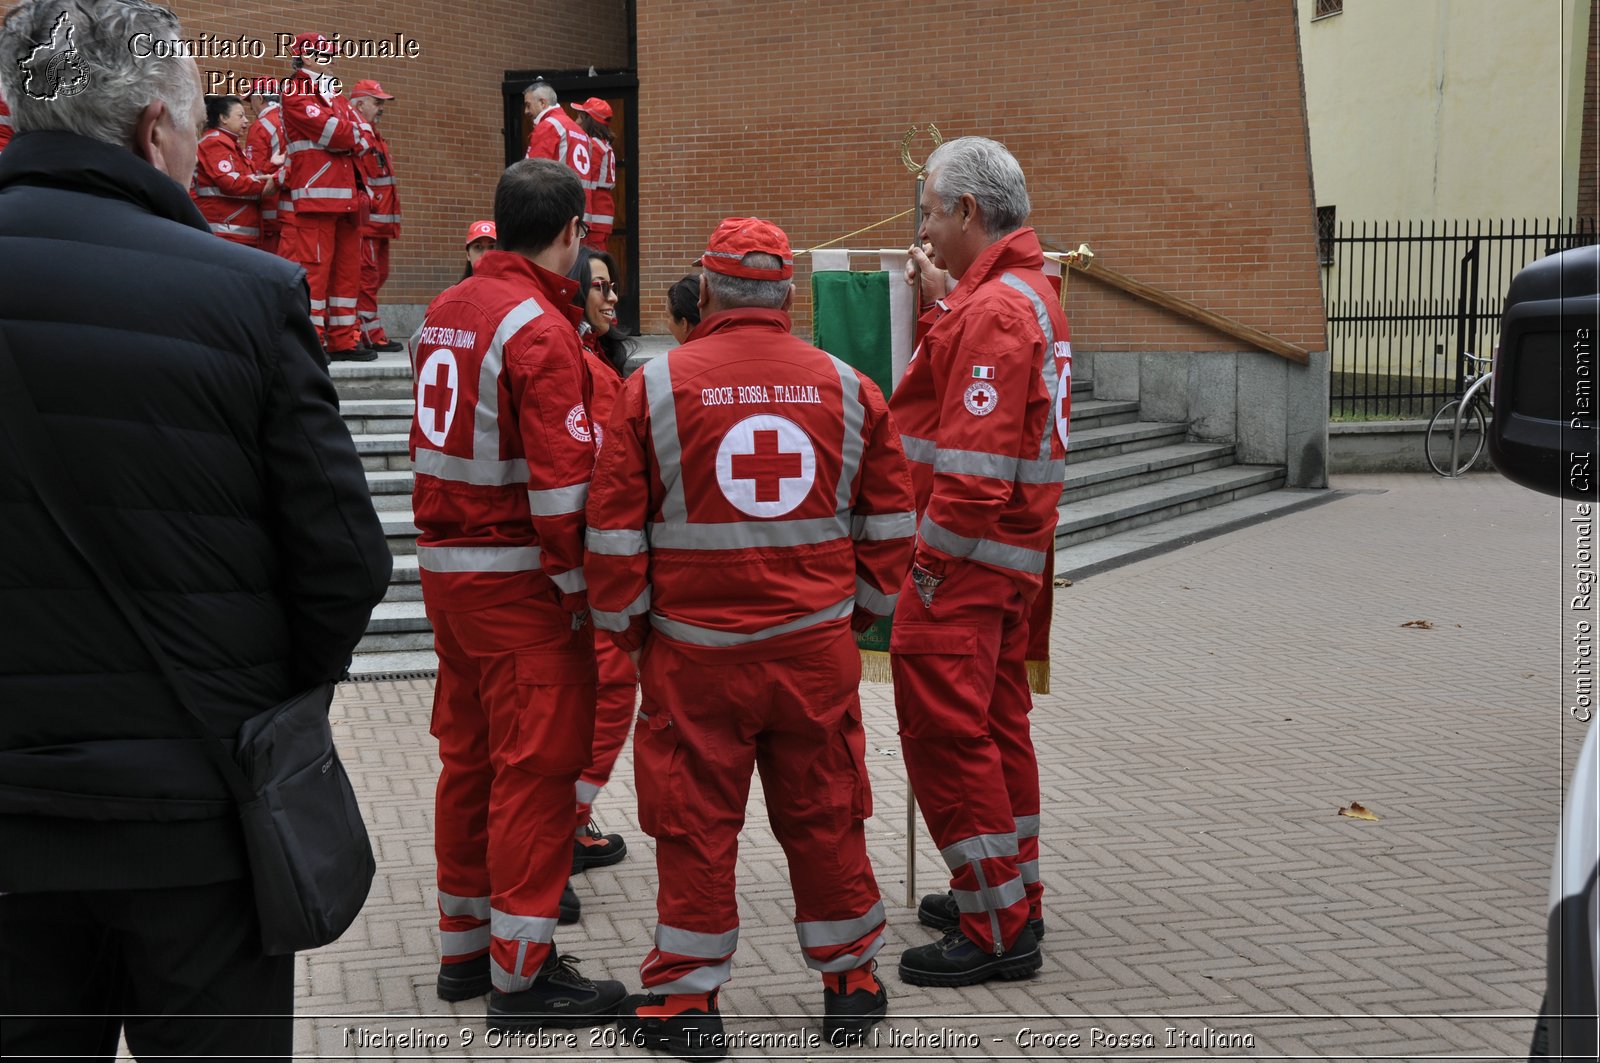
[860, 649, 894, 684]
[1026, 658, 1051, 695]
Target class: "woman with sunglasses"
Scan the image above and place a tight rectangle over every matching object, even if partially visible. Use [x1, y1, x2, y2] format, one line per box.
[565, 245, 638, 872]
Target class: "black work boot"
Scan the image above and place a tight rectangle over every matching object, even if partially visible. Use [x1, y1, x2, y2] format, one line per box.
[437, 953, 491, 1001]
[917, 890, 1046, 940]
[572, 819, 628, 872]
[616, 990, 726, 1060]
[559, 883, 581, 924]
[898, 926, 1042, 988]
[822, 961, 888, 1046]
[485, 950, 626, 1031]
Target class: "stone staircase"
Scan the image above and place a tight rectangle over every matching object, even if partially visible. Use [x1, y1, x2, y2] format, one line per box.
[336, 352, 1326, 679]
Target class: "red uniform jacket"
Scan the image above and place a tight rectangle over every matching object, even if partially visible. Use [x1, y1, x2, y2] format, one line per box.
[190, 128, 271, 245]
[526, 105, 593, 188]
[409, 251, 594, 614]
[356, 119, 401, 239]
[585, 138, 615, 231]
[280, 70, 366, 215]
[889, 227, 1071, 594]
[244, 101, 290, 232]
[0, 94, 12, 154]
[580, 333, 622, 448]
[586, 308, 916, 660]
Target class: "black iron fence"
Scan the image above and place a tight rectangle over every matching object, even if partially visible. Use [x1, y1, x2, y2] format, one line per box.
[1324, 217, 1598, 419]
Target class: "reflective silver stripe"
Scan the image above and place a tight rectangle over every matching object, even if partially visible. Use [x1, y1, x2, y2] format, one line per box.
[290, 186, 353, 200]
[492, 908, 558, 943]
[549, 566, 586, 594]
[1015, 814, 1041, 838]
[308, 298, 327, 310]
[587, 526, 648, 556]
[999, 272, 1061, 464]
[285, 140, 320, 152]
[941, 831, 1019, 872]
[852, 511, 916, 541]
[795, 901, 886, 949]
[440, 927, 490, 957]
[210, 223, 260, 237]
[641, 355, 687, 522]
[416, 544, 542, 573]
[952, 874, 1027, 914]
[918, 515, 1048, 575]
[326, 315, 358, 326]
[830, 356, 866, 514]
[575, 779, 601, 805]
[655, 924, 738, 959]
[651, 597, 853, 648]
[1017, 858, 1041, 885]
[328, 296, 357, 308]
[900, 434, 936, 465]
[414, 449, 526, 486]
[854, 577, 896, 617]
[647, 514, 848, 551]
[365, 176, 396, 186]
[528, 481, 589, 517]
[588, 213, 614, 225]
[439, 891, 491, 919]
[478, 299, 545, 465]
[807, 937, 886, 973]
[932, 446, 1066, 486]
[592, 588, 650, 632]
[194, 187, 235, 197]
[316, 116, 340, 148]
[367, 213, 401, 223]
[649, 960, 732, 994]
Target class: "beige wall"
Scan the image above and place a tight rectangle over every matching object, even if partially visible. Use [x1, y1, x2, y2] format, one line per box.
[1301, 0, 1589, 221]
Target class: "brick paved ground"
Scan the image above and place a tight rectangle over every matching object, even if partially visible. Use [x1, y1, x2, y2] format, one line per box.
[297, 473, 1582, 1061]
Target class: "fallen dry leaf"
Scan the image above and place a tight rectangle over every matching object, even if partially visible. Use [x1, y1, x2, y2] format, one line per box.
[1338, 801, 1380, 821]
[1052, 578, 1073, 588]
[1400, 620, 1434, 630]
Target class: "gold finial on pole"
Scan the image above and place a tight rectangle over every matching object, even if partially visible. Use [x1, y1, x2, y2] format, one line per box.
[900, 123, 943, 175]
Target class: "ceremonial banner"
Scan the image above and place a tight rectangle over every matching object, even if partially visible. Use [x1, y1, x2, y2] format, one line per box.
[812, 250, 912, 682]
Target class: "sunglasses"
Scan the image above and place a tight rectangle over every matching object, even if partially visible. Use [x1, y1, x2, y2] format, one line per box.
[589, 279, 616, 297]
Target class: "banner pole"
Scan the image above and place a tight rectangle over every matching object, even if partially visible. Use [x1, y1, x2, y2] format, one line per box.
[905, 169, 925, 910]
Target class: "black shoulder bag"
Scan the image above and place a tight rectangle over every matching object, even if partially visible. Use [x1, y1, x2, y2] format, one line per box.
[0, 327, 375, 956]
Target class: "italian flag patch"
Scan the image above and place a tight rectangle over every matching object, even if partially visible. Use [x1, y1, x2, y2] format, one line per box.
[971, 365, 996, 379]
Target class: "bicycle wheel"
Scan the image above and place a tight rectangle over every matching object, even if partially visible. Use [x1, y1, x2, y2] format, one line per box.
[1425, 398, 1487, 476]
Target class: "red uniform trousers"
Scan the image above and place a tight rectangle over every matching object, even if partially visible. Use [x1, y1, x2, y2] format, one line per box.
[358, 235, 392, 346]
[278, 212, 362, 351]
[581, 226, 611, 253]
[890, 562, 1042, 954]
[634, 628, 884, 994]
[428, 595, 597, 994]
[574, 634, 636, 830]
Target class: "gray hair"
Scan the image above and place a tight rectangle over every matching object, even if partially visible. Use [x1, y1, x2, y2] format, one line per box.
[0, 0, 199, 150]
[925, 136, 1031, 237]
[524, 82, 557, 109]
[705, 254, 791, 310]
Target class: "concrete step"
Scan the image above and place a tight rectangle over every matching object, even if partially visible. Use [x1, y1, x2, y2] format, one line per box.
[355, 434, 412, 471]
[380, 510, 418, 554]
[342, 397, 414, 436]
[1065, 419, 1188, 462]
[348, 649, 439, 681]
[330, 353, 413, 400]
[1054, 486, 1342, 581]
[355, 629, 437, 655]
[367, 599, 430, 633]
[1063, 441, 1238, 503]
[1055, 464, 1286, 549]
[1066, 397, 1141, 433]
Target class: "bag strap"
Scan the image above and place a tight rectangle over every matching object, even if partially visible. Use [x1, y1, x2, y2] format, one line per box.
[0, 326, 255, 805]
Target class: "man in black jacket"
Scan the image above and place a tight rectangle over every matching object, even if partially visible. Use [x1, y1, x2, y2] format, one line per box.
[0, 2, 392, 1059]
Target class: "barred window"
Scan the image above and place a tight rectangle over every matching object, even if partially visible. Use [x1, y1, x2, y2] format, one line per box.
[1313, 0, 1343, 19]
[1317, 206, 1337, 266]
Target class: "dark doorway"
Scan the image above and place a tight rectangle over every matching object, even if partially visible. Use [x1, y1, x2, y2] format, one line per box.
[503, 70, 640, 334]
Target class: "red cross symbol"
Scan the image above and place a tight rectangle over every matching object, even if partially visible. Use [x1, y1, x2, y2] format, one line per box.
[421, 361, 455, 437]
[572, 409, 590, 435]
[1059, 392, 1070, 422]
[730, 429, 803, 503]
[970, 388, 991, 411]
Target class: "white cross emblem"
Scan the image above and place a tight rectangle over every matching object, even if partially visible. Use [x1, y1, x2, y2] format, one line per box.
[415, 349, 459, 448]
[715, 415, 816, 517]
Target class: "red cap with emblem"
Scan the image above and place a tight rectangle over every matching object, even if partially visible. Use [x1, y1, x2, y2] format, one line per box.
[695, 217, 793, 281]
[571, 97, 612, 123]
[349, 80, 394, 100]
[464, 220, 496, 246]
[290, 32, 334, 59]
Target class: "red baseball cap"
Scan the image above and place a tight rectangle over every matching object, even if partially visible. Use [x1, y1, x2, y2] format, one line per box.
[571, 98, 612, 123]
[349, 80, 395, 100]
[290, 32, 334, 59]
[696, 218, 793, 281]
[464, 220, 496, 247]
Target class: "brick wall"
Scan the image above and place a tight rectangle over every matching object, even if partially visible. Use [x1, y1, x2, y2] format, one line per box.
[1, 0, 629, 303]
[1582, 0, 1598, 220]
[636, 0, 1327, 353]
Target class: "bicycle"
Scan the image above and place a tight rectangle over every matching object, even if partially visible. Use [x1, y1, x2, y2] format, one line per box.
[1424, 352, 1493, 477]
